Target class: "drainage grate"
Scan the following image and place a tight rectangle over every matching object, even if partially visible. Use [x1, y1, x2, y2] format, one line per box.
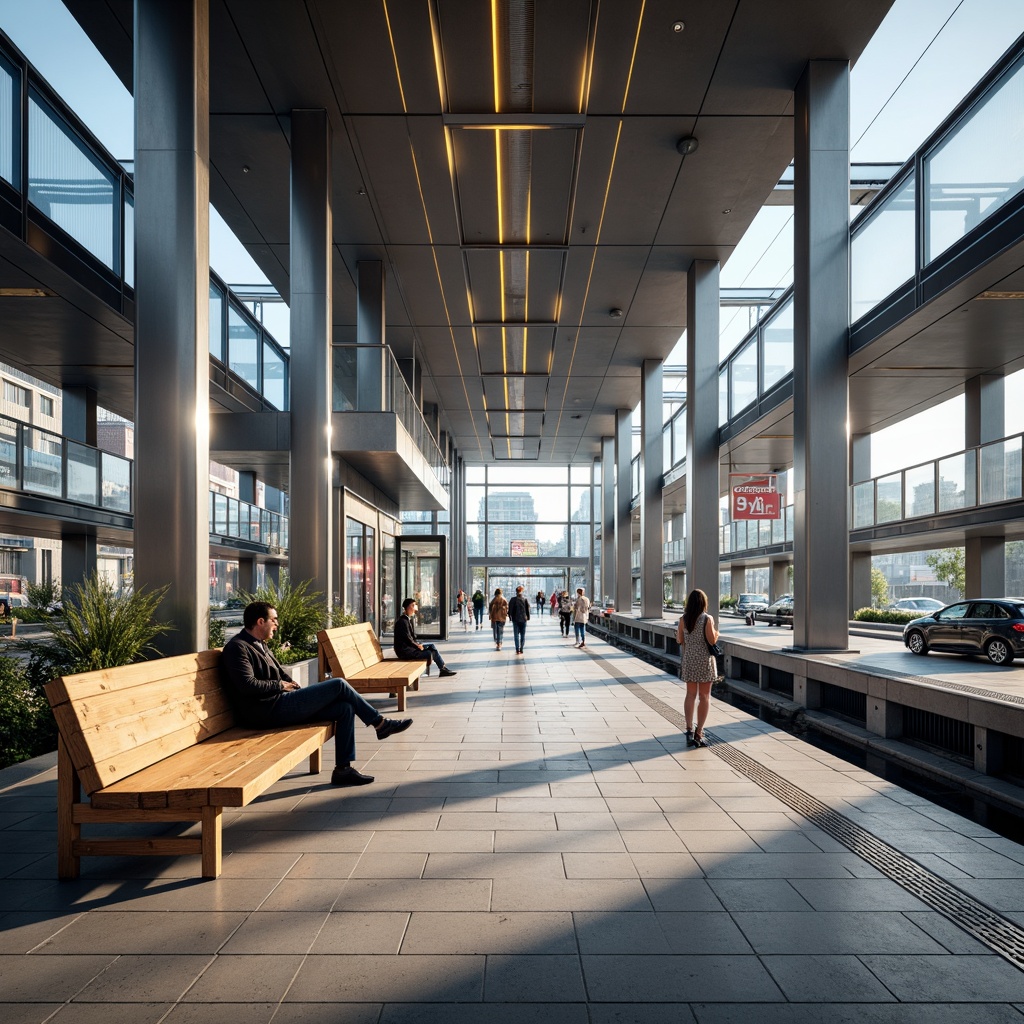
[614, 676, 1024, 972]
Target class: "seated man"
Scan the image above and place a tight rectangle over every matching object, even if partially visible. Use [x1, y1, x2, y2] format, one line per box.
[222, 601, 411, 787]
[394, 597, 456, 676]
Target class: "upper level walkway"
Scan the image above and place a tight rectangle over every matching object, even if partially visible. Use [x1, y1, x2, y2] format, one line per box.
[5, 616, 1024, 1018]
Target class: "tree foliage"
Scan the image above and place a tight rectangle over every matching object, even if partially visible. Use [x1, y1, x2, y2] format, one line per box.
[926, 548, 965, 597]
[870, 567, 889, 608]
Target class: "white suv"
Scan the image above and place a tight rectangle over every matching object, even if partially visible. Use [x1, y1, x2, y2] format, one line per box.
[735, 593, 769, 614]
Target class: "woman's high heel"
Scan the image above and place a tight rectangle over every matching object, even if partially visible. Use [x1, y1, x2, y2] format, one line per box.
[686, 729, 696, 747]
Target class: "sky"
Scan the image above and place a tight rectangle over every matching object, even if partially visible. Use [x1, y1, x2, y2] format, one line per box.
[1, 0, 1022, 478]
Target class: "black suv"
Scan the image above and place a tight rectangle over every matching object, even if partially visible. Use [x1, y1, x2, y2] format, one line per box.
[903, 598, 1024, 666]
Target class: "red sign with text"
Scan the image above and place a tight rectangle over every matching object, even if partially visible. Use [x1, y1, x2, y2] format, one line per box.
[730, 474, 781, 520]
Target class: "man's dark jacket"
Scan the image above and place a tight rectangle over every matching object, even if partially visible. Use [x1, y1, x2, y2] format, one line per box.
[508, 594, 532, 623]
[394, 613, 424, 660]
[221, 629, 293, 724]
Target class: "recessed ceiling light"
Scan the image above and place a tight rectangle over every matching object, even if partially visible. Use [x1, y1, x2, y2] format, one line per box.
[609, 307, 623, 318]
[672, 21, 684, 33]
[722, 208, 732, 215]
[242, 166, 250, 174]
[676, 136, 698, 157]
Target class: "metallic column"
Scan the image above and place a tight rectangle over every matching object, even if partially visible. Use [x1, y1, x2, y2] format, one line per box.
[792, 60, 851, 651]
[686, 260, 721, 612]
[134, 0, 209, 653]
[601, 436, 615, 605]
[640, 359, 663, 617]
[615, 409, 632, 613]
[289, 109, 333, 602]
[591, 456, 601, 599]
[62, 386, 98, 586]
[965, 374, 1006, 597]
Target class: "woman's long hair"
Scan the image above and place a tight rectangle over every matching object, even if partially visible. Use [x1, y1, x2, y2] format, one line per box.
[682, 588, 708, 634]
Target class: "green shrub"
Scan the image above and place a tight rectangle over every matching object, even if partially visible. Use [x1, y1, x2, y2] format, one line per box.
[21, 572, 172, 686]
[853, 607, 920, 625]
[0, 656, 56, 769]
[720, 596, 737, 609]
[331, 606, 359, 628]
[209, 617, 226, 650]
[26, 578, 61, 614]
[236, 574, 327, 661]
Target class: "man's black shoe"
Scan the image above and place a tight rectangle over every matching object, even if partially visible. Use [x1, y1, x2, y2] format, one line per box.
[438, 666, 457, 677]
[375, 717, 413, 740]
[331, 766, 374, 786]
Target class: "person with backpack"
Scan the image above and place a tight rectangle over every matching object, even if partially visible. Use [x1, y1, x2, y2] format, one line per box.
[472, 589, 486, 629]
[558, 590, 573, 637]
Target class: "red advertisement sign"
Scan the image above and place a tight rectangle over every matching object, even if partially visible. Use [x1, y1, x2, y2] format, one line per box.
[731, 474, 781, 520]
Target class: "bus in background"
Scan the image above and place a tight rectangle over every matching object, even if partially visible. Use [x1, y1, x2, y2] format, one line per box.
[0, 574, 29, 615]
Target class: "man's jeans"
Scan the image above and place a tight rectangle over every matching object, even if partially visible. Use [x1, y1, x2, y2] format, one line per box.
[269, 678, 380, 762]
[512, 621, 527, 652]
[492, 621, 505, 645]
[574, 622, 586, 644]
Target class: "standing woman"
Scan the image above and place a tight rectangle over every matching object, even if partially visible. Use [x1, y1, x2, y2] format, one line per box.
[677, 588, 718, 748]
[572, 587, 591, 648]
[489, 587, 508, 650]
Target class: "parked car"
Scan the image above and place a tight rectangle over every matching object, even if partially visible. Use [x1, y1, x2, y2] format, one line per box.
[762, 595, 794, 628]
[735, 593, 769, 614]
[903, 598, 1024, 666]
[891, 597, 944, 615]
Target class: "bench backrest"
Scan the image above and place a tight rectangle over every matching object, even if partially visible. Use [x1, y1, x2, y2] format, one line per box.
[317, 622, 383, 680]
[44, 650, 233, 795]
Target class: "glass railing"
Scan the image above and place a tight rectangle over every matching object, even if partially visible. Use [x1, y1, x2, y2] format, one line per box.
[851, 433, 1022, 530]
[720, 504, 795, 555]
[209, 492, 288, 553]
[0, 413, 131, 512]
[208, 269, 289, 411]
[332, 344, 449, 488]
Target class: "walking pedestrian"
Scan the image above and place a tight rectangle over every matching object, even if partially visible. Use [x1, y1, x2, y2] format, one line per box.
[510, 585, 532, 654]
[536, 589, 545, 615]
[572, 587, 590, 647]
[489, 587, 508, 650]
[472, 589, 485, 628]
[550, 592, 558, 616]
[677, 588, 718, 748]
[456, 587, 466, 624]
[558, 590, 573, 637]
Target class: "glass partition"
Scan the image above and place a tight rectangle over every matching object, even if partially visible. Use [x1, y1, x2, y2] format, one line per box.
[905, 463, 935, 518]
[730, 338, 758, 416]
[0, 52, 17, 187]
[209, 282, 225, 361]
[228, 303, 259, 391]
[925, 54, 1024, 263]
[938, 452, 976, 511]
[980, 436, 1022, 504]
[28, 89, 118, 272]
[263, 341, 286, 410]
[850, 173, 916, 321]
[101, 452, 131, 511]
[718, 368, 728, 426]
[761, 296, 793, 392]
[23, 427, 62, 496]
[123, 192, 134, 288]
[876, 473, 903, 523]
[66, 442, 99, 505]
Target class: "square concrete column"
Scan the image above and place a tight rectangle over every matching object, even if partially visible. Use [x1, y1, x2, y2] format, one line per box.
[792, 60, 851, 651]
[770, 558, 790, 600]
[640, 359, 663, 617]
[730, 566, 745, 599]
[686, 260, 721, 611]
[289, 109, 333, 601]
[615, 409, 633, 613]
[965, 374, 1006, 598]
[62, 386, 98, 588]
[601, 435, 615, 606]
[134, 0, 210, 653]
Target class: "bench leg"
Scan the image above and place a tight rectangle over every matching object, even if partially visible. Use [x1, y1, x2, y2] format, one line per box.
[309, 746, 322, 774]
[56, 738, 81, 880]
[201, 806, 222, 878]
[397, 688, 406, 712]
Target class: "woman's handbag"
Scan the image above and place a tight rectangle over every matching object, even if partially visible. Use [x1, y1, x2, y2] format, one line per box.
[709, 640, 725, 680]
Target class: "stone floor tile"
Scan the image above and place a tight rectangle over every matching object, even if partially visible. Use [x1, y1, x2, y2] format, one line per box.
[493, 830, 626, 853]
[789, 878, 930, 912]
[259, 879, 347, 912]
[555, 812, 619, 830]
[285, 853, 361, 878]
[0, 912, 83, 953]
[75, 953, 214, 1002]
[732, 911, 945, 955]
[762, 954, 897, 1001]
[287, 953, 484, 1002]
[218, 911, 327, 953]
[423, 852, 565, 879]
[491, 877, 650, 912]
[706, 879, 813, 912]
[692, 1002, 1024, 1023]
[36, 910, 246, 955]
[664, 812, 740, 832]
[266, 1005, 384, 1024]
[562, 852, 638, 878]
[628, 852, 702, 878]
[581, 953, 784, 1002]
[181, 953, 304, 1002]
[309, 911, 410, 954]
[402, 910, 574, 954]
[46, 1005, 173, 1024]
[350, 853, 427, 878]
[641, 878, 725, 912]
[378, 1005, 589, 1024]
[656, 911, 754, 954]
[364, 830, 493, 853]
[0, 954, 116, 1001]
[484, 954, 586, 1001]
[439, 812, 555, 830]
[620, 831, 689, 853]
[587, 1006, 697, 1024]
[573, 911, 670, 954]
[693, 852, 866, 879]
[336, 878, 492, 911]
[861, 954, 1024, 1001]
[901, 912, 994, 954]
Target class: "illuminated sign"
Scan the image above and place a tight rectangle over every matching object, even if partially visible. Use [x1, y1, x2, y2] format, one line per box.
[730, 474, 781, 520]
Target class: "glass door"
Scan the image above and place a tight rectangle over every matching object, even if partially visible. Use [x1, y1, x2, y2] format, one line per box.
[396, 535, 448, 641]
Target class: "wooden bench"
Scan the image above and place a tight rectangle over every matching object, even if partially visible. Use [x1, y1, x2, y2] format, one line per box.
[317, 621, 427, 711]
[44, 650, 334, 880]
